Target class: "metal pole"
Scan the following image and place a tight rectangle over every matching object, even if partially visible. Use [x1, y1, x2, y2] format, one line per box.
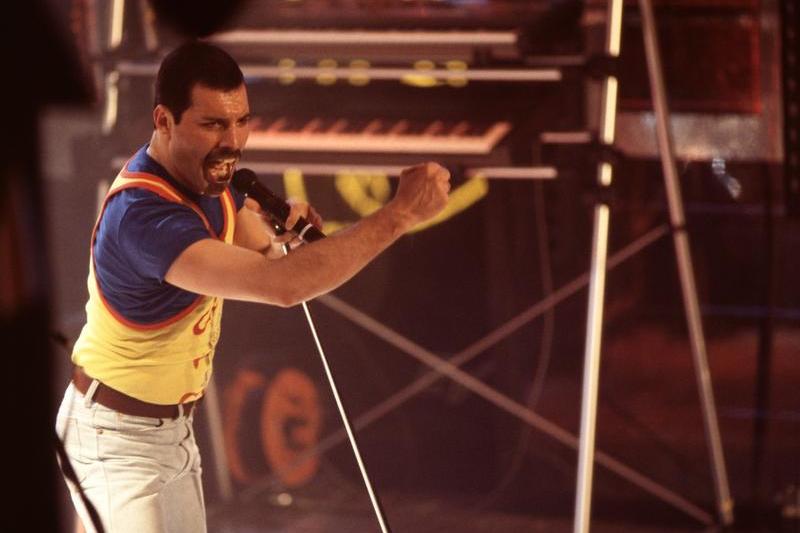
[637, 0, 734, 524]
[573, 0, 624, 531]
[573, 205, 611, 533]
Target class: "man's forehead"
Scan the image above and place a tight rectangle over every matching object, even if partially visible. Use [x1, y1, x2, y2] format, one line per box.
[188, 83, 249, 115]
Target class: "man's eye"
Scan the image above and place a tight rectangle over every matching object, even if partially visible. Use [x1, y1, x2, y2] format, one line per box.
[202, 122, 223, 129]
[237, 117, 251, 127]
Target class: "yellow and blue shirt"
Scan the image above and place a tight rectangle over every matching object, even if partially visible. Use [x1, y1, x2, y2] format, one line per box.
[72, 145, 244, 404]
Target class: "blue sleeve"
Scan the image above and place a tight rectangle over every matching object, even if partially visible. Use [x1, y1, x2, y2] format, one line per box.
[117, 196, 211, 282]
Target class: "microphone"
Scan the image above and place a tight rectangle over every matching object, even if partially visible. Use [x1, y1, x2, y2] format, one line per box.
[232, 168, 325, 243]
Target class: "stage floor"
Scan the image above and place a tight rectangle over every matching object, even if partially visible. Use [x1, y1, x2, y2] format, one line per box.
[206, 480, 798, 532]
[207, 490, 716, 533]
[202, 319, 799, 533]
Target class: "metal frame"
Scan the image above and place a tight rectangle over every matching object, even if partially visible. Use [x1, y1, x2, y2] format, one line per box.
[202, 11, 736, 513]
[637, 0, 733, 523]
[218, 224, 716, 526]
[573, 0, 733, 530]
[573, 0, 624, 529]
[91, 0, 734, 528]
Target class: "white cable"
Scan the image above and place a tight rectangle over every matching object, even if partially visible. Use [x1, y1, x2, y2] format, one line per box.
[300, 300, 391, 533]
[280, 241, 390, 531]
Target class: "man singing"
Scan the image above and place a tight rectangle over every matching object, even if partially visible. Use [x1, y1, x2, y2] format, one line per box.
[56, 40, 450, 532]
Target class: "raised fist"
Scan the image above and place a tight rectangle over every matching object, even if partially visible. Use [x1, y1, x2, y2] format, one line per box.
[389, 162, 451, 227]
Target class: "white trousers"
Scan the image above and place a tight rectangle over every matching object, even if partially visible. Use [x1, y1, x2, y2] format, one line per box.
[56, 383, 206, 533]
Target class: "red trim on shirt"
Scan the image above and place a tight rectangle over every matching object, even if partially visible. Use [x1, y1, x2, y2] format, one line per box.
[89, 167, 233, 331]
[117, 167, 218, 238]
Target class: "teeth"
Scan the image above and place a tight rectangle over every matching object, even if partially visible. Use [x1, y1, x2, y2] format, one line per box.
[207, 159, 236, 180]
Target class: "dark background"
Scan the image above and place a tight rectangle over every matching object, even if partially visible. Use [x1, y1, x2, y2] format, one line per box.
[4, 0, 797, 531]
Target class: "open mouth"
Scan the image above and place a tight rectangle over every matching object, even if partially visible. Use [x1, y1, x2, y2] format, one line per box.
[205, 158, 237, 183]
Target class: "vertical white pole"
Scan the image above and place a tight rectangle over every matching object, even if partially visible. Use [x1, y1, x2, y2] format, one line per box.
[573, 0, 624, 531]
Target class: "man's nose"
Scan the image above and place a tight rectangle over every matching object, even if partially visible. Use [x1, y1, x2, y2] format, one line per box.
[220, 125, 244, 151]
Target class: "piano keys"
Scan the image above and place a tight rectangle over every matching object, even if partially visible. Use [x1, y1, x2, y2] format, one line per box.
[246, 117, 512, 155]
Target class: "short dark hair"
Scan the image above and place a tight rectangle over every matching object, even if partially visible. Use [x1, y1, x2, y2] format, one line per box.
[154, 41, 244, 123]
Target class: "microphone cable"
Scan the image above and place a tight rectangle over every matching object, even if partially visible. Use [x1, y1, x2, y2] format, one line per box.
[280, 243, 393, 533]
[51, 331, 106, 533]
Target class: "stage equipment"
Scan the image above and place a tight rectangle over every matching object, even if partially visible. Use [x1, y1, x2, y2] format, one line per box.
[86, 0, 735, 529]
[571, 0, 733, 530]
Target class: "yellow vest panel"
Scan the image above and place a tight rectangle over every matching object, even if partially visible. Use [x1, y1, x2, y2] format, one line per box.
[72, 169, 237, 404]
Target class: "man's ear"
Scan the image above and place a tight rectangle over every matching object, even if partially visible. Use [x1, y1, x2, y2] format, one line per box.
[153, 104, 174, 136]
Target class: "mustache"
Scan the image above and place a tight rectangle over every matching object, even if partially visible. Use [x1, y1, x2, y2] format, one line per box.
[205, 149, 242, 161]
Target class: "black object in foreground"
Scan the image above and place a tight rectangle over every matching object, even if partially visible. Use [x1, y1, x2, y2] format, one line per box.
[232, 168, 326, 242]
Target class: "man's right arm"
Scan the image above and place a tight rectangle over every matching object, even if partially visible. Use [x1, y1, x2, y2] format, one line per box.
[164, 162, 450, 307]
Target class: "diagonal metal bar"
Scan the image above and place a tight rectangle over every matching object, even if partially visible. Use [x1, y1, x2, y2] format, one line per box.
[240, 224, 711, 522]
[255, 224, 666, 460]
[313, 223, 670, 451]
[315, 285, 711, 525]
[637, 0, 733, 524]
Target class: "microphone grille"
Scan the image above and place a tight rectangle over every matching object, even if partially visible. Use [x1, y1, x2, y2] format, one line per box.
[231, 168, 257, 193]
